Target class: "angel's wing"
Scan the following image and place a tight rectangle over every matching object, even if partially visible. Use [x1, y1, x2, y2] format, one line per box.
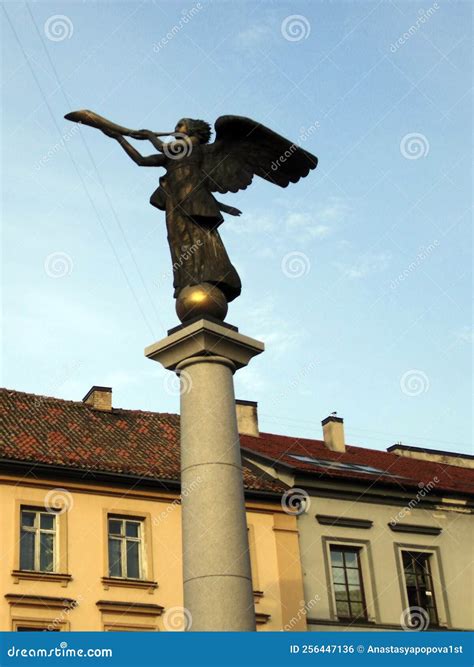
[201, 116, 318, 194]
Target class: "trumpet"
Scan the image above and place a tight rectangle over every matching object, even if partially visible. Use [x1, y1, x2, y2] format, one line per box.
[64, 109, 174, 138]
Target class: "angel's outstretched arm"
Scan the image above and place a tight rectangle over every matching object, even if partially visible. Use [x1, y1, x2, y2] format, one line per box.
[130, 129, 166, 152]
[217, 201, 242, 216]
[104, 131, 165, 166]
[143, 132, 166, 152]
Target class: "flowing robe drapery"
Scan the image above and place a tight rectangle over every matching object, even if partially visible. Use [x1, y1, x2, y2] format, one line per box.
[150, 145, 241, 302]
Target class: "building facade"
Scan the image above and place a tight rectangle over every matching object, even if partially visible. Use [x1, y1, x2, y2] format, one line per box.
[1, 387, 472, 632]
[240, 407, 474, 632]
[0, 388, 306, 632]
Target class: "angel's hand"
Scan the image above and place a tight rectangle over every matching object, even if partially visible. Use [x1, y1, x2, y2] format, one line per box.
[130, 129, 154, 140]
[223, 205, 242, 217]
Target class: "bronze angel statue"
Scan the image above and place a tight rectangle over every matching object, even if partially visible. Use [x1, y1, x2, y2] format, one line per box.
[65, 111, 318, 322]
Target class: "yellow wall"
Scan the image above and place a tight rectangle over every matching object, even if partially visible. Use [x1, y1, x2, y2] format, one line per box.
[0, 475, 306, 632]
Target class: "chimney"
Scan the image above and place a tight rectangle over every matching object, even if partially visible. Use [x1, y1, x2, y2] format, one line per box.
[236, 399, 259, 437]
[82, 386, 112, 412]
[322, 414, 345, 452]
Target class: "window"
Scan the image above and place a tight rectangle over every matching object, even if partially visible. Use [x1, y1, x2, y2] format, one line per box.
[104, 625, 155, 632]
[108, 517, 143, 579]
[402, 551, 439, 626]
[20, 509, 56, 572]
[289, 455, 406, 479]
[330, 546, 367, 620]
[16, 627, 59, 632]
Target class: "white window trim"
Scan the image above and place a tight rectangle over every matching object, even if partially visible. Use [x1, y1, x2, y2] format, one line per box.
[108, 517, 146, 580]
[20, 509, 58, 573]
[395, 544, 449, 628]
[323, 537, 378, 624]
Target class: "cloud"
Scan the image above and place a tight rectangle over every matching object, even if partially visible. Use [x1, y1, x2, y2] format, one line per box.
[235, 365, 267, 396]
[226, 211, 276, 236]
[235, 24, 273, 50]
[450, 326, 473, 344]
[252, 246, 277, 260]
[284, 196, 350, 243]
[286, 212, 330, 240]
[245, 300, 306, 357]
[316, 197, 351, 224]
[334, 252, 391, 280]
[228, 196, 350, 247]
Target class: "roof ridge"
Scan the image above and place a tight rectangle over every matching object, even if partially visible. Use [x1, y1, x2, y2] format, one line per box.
[0, 387, 179, 419]
[0, 387, 87, 407]
[258, 431, 326, 445]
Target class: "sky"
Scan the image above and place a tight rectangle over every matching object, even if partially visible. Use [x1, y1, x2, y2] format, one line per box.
[1, 0, 472, 454]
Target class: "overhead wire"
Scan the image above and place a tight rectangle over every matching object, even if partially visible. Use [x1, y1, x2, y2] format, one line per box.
[3, 4, 160, 338]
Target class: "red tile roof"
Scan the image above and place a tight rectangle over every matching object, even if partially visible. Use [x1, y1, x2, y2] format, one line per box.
[240, 432, 474, 497]
[2, 388, 472, 498]
[0, 389, 285, 495]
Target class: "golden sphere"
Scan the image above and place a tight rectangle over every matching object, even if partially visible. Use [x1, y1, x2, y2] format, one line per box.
[176, 283, 228, 323]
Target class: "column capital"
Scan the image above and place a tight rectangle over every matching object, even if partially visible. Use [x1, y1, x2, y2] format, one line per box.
[145, 318, 264, 371]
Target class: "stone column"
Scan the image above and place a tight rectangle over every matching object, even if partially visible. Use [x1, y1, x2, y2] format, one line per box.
[145, 318, 264, 631]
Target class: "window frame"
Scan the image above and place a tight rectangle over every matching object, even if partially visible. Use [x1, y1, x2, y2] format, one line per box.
[13, 499, 69, 583]
[103, 623, 157, 632]
[394, 543, 450, 629]
[19, 507, 58, 573]
[322, 537, 378, 624]
[247, 523, 261, 593]
[401, 550, 439, 626]
[329, 545, 368, 621]
[12, 618, 65, 632]
[107, 515, 145, 580]
[15, 625, 60, 632]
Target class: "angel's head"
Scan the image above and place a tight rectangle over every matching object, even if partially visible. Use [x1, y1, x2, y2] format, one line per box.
[175, 118, 212, 144]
